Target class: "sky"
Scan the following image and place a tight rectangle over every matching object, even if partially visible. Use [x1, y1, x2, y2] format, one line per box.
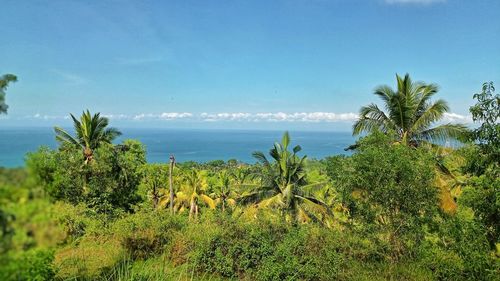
[1, 0, 499, 131]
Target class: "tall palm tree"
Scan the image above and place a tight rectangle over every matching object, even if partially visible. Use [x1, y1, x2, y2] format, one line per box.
[242, 132, 331, 224]
[0, 74, 17, 114]
[54, 110, 121, 163]
[211, 171, 238, 212]
[353, 74, 467, 146]
[175, 169, 215, 220]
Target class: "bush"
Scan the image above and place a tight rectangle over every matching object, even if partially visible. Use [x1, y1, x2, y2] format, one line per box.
[113, 210, 187, 260]
[0, 249, 56, 281]
[26, 140, 146, 214]
[189, 215, 282, 278]
[419, 244, 465, 280]
[328, 133, 439, 260]
[255, 227, 343, 281]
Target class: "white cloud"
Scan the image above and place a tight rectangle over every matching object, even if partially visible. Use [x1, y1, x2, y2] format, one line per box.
[442, 112, 472, 123]
[200, 112, 359, 122]
[27, 113, 68, 120]
[133, 113, 154, 120]
[133, 112, 193, 121]
[200, 112, 252, 122]
[385, 0, 445, 4]
[18, 111, 472, 124]
[102, 114, 129, 120]
[159, 112, 193, 120]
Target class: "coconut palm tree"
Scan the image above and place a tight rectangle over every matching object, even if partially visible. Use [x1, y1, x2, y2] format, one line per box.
[211, 171, 238, 212]
[231, 166, 257, 194]
[0, 74, 17, 114]
[140, 164, 169, 209]
[353, 74, 467, 146]
[175, 169, 215, 220]
[241, 132, 331, 224]
[54, 110, 122, 163]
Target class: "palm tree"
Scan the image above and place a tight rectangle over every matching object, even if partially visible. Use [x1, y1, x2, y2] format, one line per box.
[241, 132, 331, 224]
[175, 169, 215, 220]
[353, 74, 467, 146]
[211, 171, 238, 212]
[54, 110, 122, 163]
[0, 74, 17, 114]
[140, 164, 169, 209]
[231, 166, 257, 194]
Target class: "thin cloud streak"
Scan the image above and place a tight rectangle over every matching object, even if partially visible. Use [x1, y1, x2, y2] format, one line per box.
[115, 56, 165, 65]
[51, 69, 88, 85]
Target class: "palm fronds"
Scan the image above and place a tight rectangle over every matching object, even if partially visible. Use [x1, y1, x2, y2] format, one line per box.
[353, 73, 468, 146]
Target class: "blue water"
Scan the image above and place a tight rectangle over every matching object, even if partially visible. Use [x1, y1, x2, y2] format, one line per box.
[0, 127, 355, 167]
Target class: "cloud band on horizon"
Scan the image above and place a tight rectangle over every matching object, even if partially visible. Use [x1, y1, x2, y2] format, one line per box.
[22, 111, 472, 124]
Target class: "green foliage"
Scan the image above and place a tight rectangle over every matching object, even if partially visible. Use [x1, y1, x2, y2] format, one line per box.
[469, 82, 499, 156]
[460, 174, 500, 247]
[243, 132, 331, 224]
[189, 214, 283, 278]
[329, 133, 439, 259]
[26, 140, 146, 214]
[353, 73, 467, 146]
[459, 82, 499, 250]
[139, 163, 169, 209]
[256, 227, 343, 281]
[113, 210, 186, 260]
[54, 110, 122, 164]
[2, 120, 499, 280]
[0, 73, 17, 114]
[0, 249, 56, 281]
[420, 207, 497, 280]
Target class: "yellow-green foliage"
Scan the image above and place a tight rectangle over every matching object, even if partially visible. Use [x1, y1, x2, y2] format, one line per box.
[54, 236, 125, 279]
[1, 130, 499, 281]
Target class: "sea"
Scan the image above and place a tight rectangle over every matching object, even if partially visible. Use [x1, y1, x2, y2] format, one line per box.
[0, 127, 355, 168]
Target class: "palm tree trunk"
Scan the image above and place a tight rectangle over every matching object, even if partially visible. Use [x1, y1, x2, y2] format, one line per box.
[189, 199, 195, 220]
[169, 155, 175, 214]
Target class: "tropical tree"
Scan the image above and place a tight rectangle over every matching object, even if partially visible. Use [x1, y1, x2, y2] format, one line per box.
[231, 166, 257, 194]
[242, 132, 331, 224]
[0, 74, 17, 114]
[211, 171, 237, 212]
[469, 81, 499, 170]
[175, 169, 215, 219]
[353, 74, 467, 146]
[140, 164, 169, 209]
[54, 110, 122, 163]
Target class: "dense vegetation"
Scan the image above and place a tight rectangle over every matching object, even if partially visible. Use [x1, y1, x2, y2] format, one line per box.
[0, 77, 498, 280]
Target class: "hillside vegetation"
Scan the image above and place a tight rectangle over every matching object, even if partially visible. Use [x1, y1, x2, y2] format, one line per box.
[0, 77, 498, 280]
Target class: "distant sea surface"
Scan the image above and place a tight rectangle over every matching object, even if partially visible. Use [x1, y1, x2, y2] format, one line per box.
[0, 128, 355, 168]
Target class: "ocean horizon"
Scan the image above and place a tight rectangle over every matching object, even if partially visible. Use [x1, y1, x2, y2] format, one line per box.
[0, 127, 355, 168]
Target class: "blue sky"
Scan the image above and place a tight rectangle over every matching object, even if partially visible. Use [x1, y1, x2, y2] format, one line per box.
[1, 0, 499, 131]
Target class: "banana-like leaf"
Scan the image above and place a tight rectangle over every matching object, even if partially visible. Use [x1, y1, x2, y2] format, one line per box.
[200, 194, 216, 209]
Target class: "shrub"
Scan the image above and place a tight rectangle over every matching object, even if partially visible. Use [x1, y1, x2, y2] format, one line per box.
[26, 140, 146, 214]
[328, 133, 439, 260]
[54, 236, 125, 279]
[113, 210, 187, 260]
[0, 249, 56, 281]
[255, 227, 344, 281]
[419, 244, 465, 280]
